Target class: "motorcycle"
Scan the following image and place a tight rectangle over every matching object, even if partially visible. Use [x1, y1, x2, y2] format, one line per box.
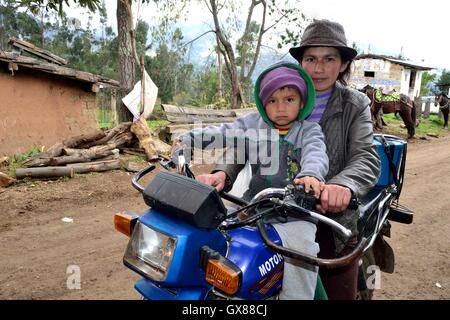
[114, 133, 413, 300]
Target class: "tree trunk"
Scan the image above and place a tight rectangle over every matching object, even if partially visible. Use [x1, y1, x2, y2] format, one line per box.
[210, 0, 246, 109]
[130, 116, 159, 161]
[216, 40, 223, 99]
[117, 0, 136, 123]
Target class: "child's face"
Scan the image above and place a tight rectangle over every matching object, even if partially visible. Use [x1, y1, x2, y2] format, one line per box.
[265, 87, 303, 128]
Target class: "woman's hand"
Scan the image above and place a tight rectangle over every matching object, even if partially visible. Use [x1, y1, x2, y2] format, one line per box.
[316, 184, 352, 214]
[196, 171, 227, 192]
[293, 176, 321, 198]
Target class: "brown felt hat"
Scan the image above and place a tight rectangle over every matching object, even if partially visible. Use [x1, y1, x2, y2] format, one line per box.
[289, 19, 357, 62]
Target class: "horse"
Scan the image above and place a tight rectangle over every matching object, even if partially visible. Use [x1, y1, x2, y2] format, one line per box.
[434, 93, 450, 129]
[361, 85, 417, 139]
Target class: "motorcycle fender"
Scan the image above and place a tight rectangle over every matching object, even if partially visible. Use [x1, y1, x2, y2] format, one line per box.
[135, 278, 210, 300]
[372, 235, 395, 274]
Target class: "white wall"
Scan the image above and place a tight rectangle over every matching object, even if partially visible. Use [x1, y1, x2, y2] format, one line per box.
[413, 71, 422, 98]
[400, 69, 411, 96]
[421, 96, 440, 113]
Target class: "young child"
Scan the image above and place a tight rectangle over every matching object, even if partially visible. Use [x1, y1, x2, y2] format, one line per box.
[173, 62, 329, 299]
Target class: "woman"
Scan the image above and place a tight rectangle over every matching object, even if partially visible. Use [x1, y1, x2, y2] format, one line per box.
[196, 19, 381, 300]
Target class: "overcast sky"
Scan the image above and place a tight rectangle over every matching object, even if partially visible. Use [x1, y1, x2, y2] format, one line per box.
[82, 0, 448, 71]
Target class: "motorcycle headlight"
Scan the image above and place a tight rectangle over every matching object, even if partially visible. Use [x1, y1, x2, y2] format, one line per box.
[124, 221, 177, 281]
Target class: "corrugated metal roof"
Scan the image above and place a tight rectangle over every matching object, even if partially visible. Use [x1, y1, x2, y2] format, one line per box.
[355, 53, 434, 71]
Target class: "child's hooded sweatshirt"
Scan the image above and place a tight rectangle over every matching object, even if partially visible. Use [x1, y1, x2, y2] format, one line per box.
[177, 62, 329, 200]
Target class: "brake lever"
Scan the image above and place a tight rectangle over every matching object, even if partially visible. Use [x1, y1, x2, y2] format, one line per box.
[271, 198, 353, 239]
[289, 184, 360, 211]
[159, 157, 176, 171]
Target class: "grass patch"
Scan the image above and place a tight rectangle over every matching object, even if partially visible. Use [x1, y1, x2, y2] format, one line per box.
[147, 119, 169, 130]
[97, 108, 114, 129]
[6, 148, 42, 177]
[382, 113, 446, 137]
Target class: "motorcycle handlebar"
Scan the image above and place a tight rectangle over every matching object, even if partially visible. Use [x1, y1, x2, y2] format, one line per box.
[257, 218, 368, 268]
[131, 165, 156, 193]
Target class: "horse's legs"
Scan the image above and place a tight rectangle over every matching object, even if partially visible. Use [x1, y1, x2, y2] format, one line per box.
[373, 103, 383, 130]
[443, 109, 449, 129]
[399, 104, 415, 138]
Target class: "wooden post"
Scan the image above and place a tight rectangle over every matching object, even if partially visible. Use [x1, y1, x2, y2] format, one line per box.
[424, 99, 431, 118]
[111, 89, 118, 127]
[140, 55, 145, 116]
[415, 97, 422, 118]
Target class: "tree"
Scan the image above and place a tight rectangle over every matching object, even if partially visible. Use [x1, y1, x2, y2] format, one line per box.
[145, 27, 193, 104]
[420, 71, 436, 96]
[0, 1, 43, 49]
[435, 70, 450, 94]
[116, 0, 138, 122]
[10, 0, 101, 15]
[205, 0, 306, 109]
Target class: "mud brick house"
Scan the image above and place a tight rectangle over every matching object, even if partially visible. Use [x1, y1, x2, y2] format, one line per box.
[350, 53, 433, 99]
[0, 38, 118, 156]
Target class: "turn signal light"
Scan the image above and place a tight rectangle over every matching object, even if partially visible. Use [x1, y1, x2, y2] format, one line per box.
[114, 211, 139, 237]
[205, 259, 240, 295]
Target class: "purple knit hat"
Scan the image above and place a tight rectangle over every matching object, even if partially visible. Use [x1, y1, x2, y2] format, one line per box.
[259, 67, 307, 107]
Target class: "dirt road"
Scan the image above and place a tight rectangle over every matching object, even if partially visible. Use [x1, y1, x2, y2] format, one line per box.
[1, 133, 449, 300]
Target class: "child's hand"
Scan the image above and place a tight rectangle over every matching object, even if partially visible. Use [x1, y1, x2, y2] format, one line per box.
[293, 176, 321, 198]
[171, 139, 184, 154]
[170, 139, 188, 164]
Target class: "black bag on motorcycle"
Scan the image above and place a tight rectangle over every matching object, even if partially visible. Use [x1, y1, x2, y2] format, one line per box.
[143, 171, 227, 229]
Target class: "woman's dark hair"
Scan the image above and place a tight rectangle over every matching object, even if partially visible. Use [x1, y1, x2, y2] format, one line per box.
[337, 50, 353, 86]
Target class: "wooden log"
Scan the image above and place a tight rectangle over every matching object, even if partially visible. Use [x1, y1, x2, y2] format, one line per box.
[120, 147, 145, 153]
[130, 116, 159, 161]
[123, 161, 145, 173]
[67, 160, 122, 174]
[165, 114, 237, 124]
[108, 131, 134, 148]
[45, 142, 65, 157]
[122, 150, 146, 156]
[54, 147, 119, 165]
[78, 122, 131, 148]
[50, 154, 91, 166]
[62, 130, 107, 148]
[0, 156, 9, 166]
[62, 145, 115, 156]
[22, 157, 52, 168]
[162, 104, 237, 117]
[95, 153, 120, 161]
[22, 142, 64, 167]
[153, 138, 172, 155]
[0, 172, 16, 187]
[15, 167, 74, 179]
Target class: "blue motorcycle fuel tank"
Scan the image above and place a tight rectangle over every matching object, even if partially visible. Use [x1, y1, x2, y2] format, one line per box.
[226, 225, 284, 300]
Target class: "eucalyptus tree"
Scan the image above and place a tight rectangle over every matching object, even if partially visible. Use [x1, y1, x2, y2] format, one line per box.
[204, 0, 307, 108]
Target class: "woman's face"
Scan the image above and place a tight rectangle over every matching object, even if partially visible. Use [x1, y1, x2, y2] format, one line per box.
[300, 47, 349, 93]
